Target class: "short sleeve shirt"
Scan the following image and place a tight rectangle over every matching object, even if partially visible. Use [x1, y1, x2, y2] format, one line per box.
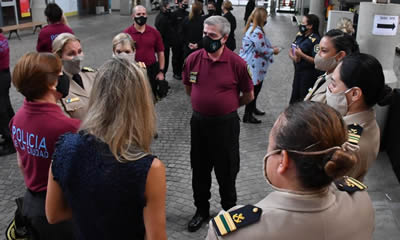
[293, 32, 320, 70]
[0, 33, 9, 71]
[9, 100, 80, 192]
[183, 47, 253, 116]
[36, 23, 74, 53]
[123, 24, 164, 66]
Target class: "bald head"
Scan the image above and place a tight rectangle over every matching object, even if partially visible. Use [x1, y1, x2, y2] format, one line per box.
[133, 5, 147, 17]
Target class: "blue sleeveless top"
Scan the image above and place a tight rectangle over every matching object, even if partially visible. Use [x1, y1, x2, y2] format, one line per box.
[52, 132, 154, 240]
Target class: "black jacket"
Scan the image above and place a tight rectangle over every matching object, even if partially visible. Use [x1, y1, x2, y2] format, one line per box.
[244, 0, 255, 23]
[155, 11, 176, 46]
[182, 15, 204, 58]
[223, 11, 236, 51]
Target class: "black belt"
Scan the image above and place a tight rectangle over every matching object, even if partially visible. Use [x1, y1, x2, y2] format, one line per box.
[192, 110, 238, 121]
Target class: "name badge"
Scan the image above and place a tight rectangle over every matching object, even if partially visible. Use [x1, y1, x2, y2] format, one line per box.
[190, 72, 198, 83]
[66, 97, 80, 103]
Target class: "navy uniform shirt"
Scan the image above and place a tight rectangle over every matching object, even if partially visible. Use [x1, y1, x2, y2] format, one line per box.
[293, 32, 320, 70]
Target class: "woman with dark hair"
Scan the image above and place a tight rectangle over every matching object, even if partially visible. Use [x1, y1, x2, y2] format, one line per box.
[182, 1, 204, 58]
[206, 101, 374, 239]
[326, 53, 392, 180]
[222, 0, 236, 51]
[10, 52, 78, 239]
[288, 14, 322, 103]
[304, 29, 359, 102]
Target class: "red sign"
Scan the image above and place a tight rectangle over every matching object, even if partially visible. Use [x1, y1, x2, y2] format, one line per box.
[20, 0, 31, 18]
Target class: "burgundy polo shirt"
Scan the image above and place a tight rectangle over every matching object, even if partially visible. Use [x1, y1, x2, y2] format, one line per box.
[36, 23, 74, 53]
[0, 33, 9, 71]
[123, 24, 164, 66]
[9, 100, 80, 192]
[183, 47, 253, 116]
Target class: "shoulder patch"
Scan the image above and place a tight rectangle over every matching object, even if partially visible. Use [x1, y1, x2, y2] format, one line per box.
[82, 67, 95, 72]
[309, 36, 317, 43]
[314, 44, 320, 53]
[347, 124, 363, 145]
[212, 205, 262, 236]
[296, 31, 302, 36]
[335, 176, 367, 193]
[247, 64, 253, 79]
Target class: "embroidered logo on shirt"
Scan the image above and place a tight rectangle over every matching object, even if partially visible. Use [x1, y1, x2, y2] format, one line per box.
[189, 72, 198, 83]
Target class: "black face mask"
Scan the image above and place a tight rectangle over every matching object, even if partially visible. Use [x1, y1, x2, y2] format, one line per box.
[202, 36, 223, 53]
[299, 24, 308, 34]
[56, 74, 70, 98]
[208, 9, 215, 16]
[134, 16, 147, 26]
[165, 8, 171, 14]
[182, 4, 188, 9]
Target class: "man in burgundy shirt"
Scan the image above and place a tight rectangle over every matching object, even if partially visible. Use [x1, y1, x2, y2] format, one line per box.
[0, 30, 15, 156]
[123, 5, 166, 99]
[36, 3, 74, 53]
[182, 16, 254, 232]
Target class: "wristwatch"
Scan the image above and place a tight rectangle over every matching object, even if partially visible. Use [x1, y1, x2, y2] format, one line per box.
[159, 68, 164, 73]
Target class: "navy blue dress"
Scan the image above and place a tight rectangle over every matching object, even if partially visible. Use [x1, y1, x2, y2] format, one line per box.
[52, 132, 154, 240]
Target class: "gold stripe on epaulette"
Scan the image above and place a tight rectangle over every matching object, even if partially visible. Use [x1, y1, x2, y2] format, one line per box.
[214, 215, 227, 235]
[346, 176, 367, 190]
[224, 212, 237, 232]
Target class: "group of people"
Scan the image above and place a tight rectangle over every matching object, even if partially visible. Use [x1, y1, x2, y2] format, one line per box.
[1, 1, 396, 240]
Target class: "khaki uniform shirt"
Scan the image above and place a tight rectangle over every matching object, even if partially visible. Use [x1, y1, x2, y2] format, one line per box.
[304, 73, 331, 103]
[344, 109, 380, 181]
[206, 184, 374, 240]
[59, 70, 96, 120]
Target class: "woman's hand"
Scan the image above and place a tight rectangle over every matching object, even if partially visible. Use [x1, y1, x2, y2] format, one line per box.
[288, 47, 300, 63]
[294, 46, 304, 59]
[189, 43, 198, 50]
[273, 47, 281, 55]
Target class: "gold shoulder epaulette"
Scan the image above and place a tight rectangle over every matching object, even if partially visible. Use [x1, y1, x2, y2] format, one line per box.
[335, 176, 367, 193]
[82, 67, 95, 72]
[212, 205, 262, 236]
[347, 124, 363, 145]
[296, 31, 302, 36]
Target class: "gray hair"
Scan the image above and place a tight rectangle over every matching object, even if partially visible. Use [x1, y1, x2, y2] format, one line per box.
[52, 33, 80, 57]
[204, 16, 231, 36]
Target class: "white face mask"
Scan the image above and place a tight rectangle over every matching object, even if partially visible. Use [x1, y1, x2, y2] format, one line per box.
[63, 55, 84, 75]
[326, 87, 352, 116]
[314, 53, 339, 72]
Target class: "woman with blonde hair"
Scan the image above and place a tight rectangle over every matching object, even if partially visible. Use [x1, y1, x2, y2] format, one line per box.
[240, 7, 280, 123]
[112, 33, 146, 68]
[52, 33, 96, 120]
[182, 1, 204, 58]
[46, 57, 167, 240]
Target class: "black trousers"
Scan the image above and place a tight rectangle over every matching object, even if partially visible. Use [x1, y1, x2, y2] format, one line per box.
[163, 41, 170, 75]
[146, 62, 160, 99]
[172, 43, 184, 76]
[289, 68, 319, 104]
[0, 69, 15, 147]
[23, 190, 75, 240]
[245, 81, 263, 114]
[190, 111, 240, 215]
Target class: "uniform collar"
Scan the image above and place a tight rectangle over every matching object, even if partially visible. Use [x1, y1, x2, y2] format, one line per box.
[64, 71, 89, 98]
[258, 185, 336, 212]
[23, 99, 62, 113]
[201, 46, 229, 63]
[343, 109, 376, 127]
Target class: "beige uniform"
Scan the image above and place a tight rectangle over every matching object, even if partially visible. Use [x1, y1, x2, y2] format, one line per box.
[59, 70, 96, 120]
[304, 73, 332, 103]
[206, 184, 374, 240]
[344, 109, 380, 181]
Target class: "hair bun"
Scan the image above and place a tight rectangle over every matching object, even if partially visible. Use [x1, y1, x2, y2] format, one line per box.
[324, 149, 357, 179]
[377, 85, 395, 106]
